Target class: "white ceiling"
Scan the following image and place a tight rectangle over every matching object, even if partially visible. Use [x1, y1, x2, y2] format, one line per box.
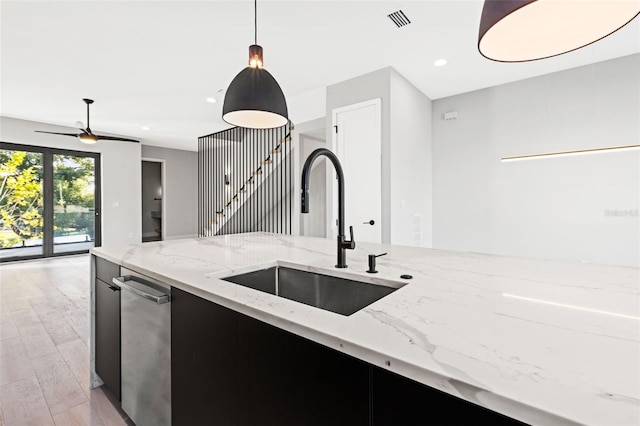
[1, 0, 639, 151]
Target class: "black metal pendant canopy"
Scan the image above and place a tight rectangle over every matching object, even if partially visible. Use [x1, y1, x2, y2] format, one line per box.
[478, 0, 640, 62]
[223, 0, 288, 129]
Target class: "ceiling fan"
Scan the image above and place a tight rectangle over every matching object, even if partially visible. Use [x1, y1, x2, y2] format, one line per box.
[35, 98, 139, 144]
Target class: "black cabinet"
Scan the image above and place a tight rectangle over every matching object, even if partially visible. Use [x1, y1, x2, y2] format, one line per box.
[371, 366, 527, 426]
[171, 288, 239, 426]
[95, 256, 120, 284]
[171, 289, 368, 426]
[171, 288, 526, 426]
[238, 314, 369, 426]
[94, 256, 121, 401]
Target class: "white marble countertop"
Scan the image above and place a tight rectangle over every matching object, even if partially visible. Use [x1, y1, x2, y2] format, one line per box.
[92, 232, 640, 426]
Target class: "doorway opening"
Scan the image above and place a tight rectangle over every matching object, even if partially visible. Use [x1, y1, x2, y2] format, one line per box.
[141, 159, 164, 242]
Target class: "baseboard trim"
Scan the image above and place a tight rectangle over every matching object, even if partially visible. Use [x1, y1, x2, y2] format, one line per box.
[164, 234, 198, 241]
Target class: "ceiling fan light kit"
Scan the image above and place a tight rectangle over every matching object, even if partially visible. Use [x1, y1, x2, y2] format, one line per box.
[35, 98, 139, 144]
[478, 0, 640, 62]
[222, 0, 288, 129]
[78, 133, 98, 144]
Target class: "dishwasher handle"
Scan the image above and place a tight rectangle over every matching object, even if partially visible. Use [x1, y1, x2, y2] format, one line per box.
[113, 276, 170, 305]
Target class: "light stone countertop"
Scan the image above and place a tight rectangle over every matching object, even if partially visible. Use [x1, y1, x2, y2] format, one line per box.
[91, 232, 640, 426]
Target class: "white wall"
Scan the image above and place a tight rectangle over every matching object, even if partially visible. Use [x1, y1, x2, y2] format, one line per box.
[141, 145, 198, 239]
[0, 116, 142, 247]
[432, 54, 640, 267]
[389, 69, 433, 247]
[288, 87, 327, 126]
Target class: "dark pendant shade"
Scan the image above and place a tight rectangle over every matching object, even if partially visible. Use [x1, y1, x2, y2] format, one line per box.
[222, 66, 288, 129]
[478, 0, 640, 62]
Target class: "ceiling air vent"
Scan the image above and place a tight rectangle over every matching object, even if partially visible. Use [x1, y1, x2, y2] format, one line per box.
[388, 10, 411, 28]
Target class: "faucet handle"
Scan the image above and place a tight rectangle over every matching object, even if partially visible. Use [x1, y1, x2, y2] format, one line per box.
[346, 225, 356, 250]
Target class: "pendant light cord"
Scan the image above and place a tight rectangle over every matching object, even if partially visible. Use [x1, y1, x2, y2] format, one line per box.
[254, 0, 257, 45]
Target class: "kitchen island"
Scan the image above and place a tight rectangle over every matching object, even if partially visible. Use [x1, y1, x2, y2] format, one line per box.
[91, 232, 639, 426]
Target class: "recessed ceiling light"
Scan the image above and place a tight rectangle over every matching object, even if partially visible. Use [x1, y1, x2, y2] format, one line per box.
[206, 97, 217, 103]
[141, 126, 150, 131]
[434, 58, 447, 67]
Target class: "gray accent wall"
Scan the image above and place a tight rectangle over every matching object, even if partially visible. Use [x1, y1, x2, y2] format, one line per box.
[142, 145, 198, 240]
[432, 54, 640, 267]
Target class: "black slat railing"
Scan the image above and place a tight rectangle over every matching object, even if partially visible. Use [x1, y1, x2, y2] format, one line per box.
[198, 123, 293, 237]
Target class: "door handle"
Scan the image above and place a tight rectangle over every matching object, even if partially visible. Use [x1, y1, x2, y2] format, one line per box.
[363, 220, 375, 225]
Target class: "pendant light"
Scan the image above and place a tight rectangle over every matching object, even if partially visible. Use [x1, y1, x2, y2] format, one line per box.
[222, 0, 288, 129]
[478, 0, 640, 62]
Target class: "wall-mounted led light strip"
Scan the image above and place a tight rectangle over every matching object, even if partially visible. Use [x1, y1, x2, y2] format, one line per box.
[503, 293, 640, 321]
[501, 145, 640, 162]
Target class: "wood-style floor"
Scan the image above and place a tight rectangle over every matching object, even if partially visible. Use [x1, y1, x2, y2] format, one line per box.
[0, 255, 128, 425]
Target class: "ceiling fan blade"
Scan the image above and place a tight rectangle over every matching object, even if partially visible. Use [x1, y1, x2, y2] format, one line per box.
[96, 135, 140, 143]
[36, 99, 137, 144]
[35, 131, 80, 137]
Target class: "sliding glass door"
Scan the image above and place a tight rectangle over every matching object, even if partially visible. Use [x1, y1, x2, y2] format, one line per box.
[0, 147, 44, 258]
[53, 154, 98, 254]
[0, 142, 101, 261]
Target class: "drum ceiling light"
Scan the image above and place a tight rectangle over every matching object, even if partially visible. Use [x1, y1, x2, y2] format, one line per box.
[478, 0, 640, 62]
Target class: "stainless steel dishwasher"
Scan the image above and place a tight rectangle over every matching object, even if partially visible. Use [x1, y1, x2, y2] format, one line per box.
[112, 268, 171, 426]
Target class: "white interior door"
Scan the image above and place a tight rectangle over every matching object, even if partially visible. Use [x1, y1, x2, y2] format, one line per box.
[331, 99, 381, 244]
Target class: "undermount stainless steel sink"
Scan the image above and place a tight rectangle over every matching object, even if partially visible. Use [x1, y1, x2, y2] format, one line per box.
[222, 265, 406, 316]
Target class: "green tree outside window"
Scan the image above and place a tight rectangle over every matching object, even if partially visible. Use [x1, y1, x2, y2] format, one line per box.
[0, 150, 43, 248]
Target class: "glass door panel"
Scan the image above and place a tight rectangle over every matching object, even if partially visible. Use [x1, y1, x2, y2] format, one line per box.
[0, 148, 44, 259]
[53, 154, 96, 254]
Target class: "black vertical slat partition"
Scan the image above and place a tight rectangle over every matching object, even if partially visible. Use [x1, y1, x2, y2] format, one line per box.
[197, 123, 293, 237]
[197, 137, 202, 236]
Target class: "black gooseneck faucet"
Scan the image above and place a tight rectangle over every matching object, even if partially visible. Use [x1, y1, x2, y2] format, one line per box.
[301, 148, 355, 268]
